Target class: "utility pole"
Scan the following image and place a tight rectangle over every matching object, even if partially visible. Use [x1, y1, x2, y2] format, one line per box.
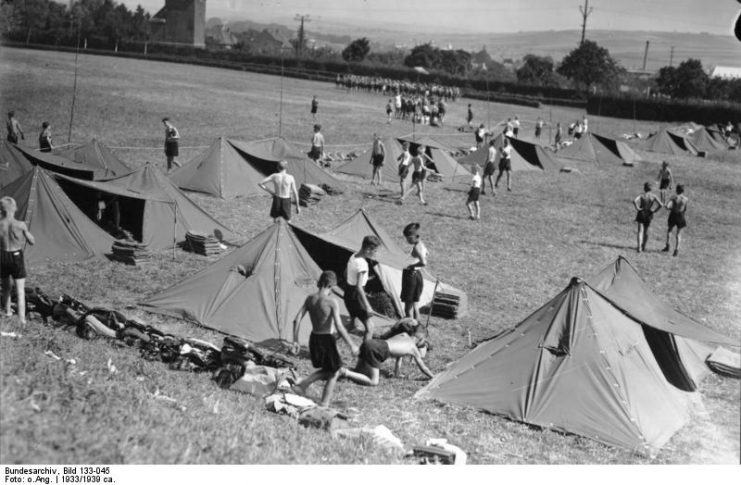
[669, 46, 675, 67]
[294, 14, 311, 57]
[642, 41, 650, 71]
[579, 0, 593, 45]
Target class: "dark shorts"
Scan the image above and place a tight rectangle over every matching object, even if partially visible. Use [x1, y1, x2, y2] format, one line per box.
[309, 333, 342, 372]
[635, 210, 653, 226]
[483, 161, 496, 176]
[412, 170, 426, 184]
[513, 127, 519, 137]
[0, 250, 26, 280]
[499, 157, 511, 172]
[359, 339, 390, 369]
[270, 196, 291, 220]
[344, 286, 370, 322]
[165, 141, 179, 157]
[535, 127, 542, 137]
[398, 164, 410, 179]
[400, 268, 424, 303]
[308, 145, 322, 161]
[574, 132, 582, 139]
[311, 106, 318, 114]
[659, 179, 671, 190]
[372, 154, 385, 167]
[668, 212, 687, 229]
[467, 187, 481, 203]
[7, 133, 18, 144]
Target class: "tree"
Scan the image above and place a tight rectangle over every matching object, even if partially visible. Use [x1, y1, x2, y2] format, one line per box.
[341, 37, 370, 62]
[673, 59, 708, 99]
[516, 54, 557, 86]
[557, 40, 622, 91]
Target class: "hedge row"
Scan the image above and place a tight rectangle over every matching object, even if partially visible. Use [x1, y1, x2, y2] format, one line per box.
[587, 96, 741, 124]
[462, 90, 541, 108]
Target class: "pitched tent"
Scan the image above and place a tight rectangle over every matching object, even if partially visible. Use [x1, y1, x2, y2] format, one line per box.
[54, 139, 132, 178]
[639, 129, 699, 156]
[0, 167, 114, 265]
[291, 209, 467, 320]
[0, 141, 34, 188]
[459, 136, 560, 172]
[415, 278, 696, 455]
[586, 256, 737, 388]
[689, 127, 730, 153]
[140, 220, 323, 345]
[228, 137, 345, 194]
[335, 137, 406, 183]
[53, 164, 235, 249]
[557, 132, 640, 165]
[397, 134, 471, 179]
[169, 137, 267, 198]
[12, 143, 103, 180]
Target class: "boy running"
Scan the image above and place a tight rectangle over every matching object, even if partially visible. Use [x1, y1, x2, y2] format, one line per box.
[369, 134, 386, 186]
[494, 137, 513, 192]
[656, 161, 673, 205]
[466, 164, 482, 221]
[345, 235, 381, 341]
[1, 196, 35, 325]
[291, 271, 359, 407]
[663, 184, 688, 257]
[258, 161, 300, 222]
[401, 223, 428, 321]
[633, 182, 663, 253]
[308, 124, 325, 165]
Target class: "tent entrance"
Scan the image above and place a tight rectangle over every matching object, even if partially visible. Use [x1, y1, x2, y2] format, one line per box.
[642, 325, 697, 392]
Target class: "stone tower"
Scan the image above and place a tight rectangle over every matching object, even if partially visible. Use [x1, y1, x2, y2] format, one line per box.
[151, 0, 206, 47]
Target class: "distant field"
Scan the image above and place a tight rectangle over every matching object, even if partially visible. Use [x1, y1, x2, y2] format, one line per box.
[0, 47, 739, 465]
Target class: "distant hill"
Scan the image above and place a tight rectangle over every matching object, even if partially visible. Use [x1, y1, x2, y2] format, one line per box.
[207, 17, 739, 73]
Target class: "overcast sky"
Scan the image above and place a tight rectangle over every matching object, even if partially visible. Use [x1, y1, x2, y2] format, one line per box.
[125, 0, 738, 36]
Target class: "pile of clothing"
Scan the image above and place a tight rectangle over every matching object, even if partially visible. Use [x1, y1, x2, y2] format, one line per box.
[299, 183, 327, 207]
[185, 231, 224, 256]
[110, 239, 151, 266]
[430, 288, 468, 319]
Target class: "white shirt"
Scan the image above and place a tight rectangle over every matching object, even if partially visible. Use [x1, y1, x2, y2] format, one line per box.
[398, 150, 412, 167]
[471, 173, 482, 188]
[346, 255, 369, 287]
[312, 132, 324, 147]
[501, 145, 512, 159]
[513, 119, 520, 128]
[487, 145, 497, 163]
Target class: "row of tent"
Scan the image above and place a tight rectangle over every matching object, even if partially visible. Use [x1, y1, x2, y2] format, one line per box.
[639, 126, 734, 156]
[416, 256, 737, 455]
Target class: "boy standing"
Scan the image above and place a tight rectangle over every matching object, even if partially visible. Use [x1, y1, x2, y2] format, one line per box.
[309, 124, 325, 165]
[401, 223, 428, 321]
[291, 271, 359, 407]
[481, 139, 497, 196]
[162, 118, 181, 171]
[344, 235, 381, 341]
[6, 111, 24, 144]
[633, 182, 663, 253]
[397, 141, 412, 202]
[258, 161, 300, 222]
[663, 184, 688, 257]
[466, 164, 482, 221]
[410, 146, 431, 205]
[38, 122, 53, 152]
[466, 104, 473, 127]
[310, 95, 319, 120]
[494, 137, 513, 192]
[1, 197, 35, 325]
[656, 161, 674, 205]
[535, 117, 544, 139]
[369, 134, 386, 186]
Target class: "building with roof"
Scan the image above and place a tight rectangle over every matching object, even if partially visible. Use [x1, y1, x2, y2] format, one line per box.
[710, 66, 741, 80]
[151, 0, 206, 47]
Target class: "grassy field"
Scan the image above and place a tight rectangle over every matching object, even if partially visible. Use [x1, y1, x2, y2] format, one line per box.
[0, 47, 739, 465]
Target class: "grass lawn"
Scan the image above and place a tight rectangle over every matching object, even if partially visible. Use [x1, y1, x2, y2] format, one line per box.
[0, 47, 739, 465]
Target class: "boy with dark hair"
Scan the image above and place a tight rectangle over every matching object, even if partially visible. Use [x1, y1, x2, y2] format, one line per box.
[401, 222, 428, 320]
[656, 161, 674, 205]
[663, 184, 688, 257]
[310, 95, 319, 120]
[466, 104, 473, 127]
[481, 139, 497, 196]
[291, 271, 358, 407]
[162, 117, 181, 171]
[397, 141, 412, 202]
[345, 235, 381, 341]
[6, 111, 24, 144]
[466, 164, 482, 221]
[309, 124, 325, 164]
[633, 182, 663, 253]
[410, 146, 431, 206]
[369, 134, 386, 186]
[258, 160, 300, 222]
[1, 196, 35, 325]
[494, 137, 513, 192]
[38, 121, 53, 152]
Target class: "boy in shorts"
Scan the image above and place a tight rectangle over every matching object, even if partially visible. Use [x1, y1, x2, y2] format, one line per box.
[310, 95, 319, 120]
[410, 146, 431, 205]
[401, 223, 428, 320]
[291, 271, 359, 407]
[369, 134, 386, 186]
[258, 161, 300, 222]
[481, 139, 497, 195]
[397, 142, 412, 202]
[466, 164, 482, 221]
[345, 235, 381, 341]
[633, 182, 663, 253]
[663, 184, 688, 257]
[162, 118, 181, 171]
[656, 161, 673, 205]
[1, 196, 35, 325]
[308, 124, 325, 165]
[494, 137, 513, 192]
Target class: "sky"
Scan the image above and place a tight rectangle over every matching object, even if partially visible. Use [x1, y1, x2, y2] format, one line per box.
[124, 0, 739, 36]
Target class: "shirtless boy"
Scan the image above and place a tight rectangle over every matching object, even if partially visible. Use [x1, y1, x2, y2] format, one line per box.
[1, 196, 35, 325]
[633, 182, 663, 253]
[258, 160, 300, 222]
[663, 184, 688, 257]
[401, 223, 429, 320]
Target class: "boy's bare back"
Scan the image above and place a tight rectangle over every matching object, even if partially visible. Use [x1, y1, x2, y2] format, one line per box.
[0, 218, 31, 252]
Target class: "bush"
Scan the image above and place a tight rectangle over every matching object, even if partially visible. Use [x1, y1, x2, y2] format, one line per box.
[587, 95, 741, 123]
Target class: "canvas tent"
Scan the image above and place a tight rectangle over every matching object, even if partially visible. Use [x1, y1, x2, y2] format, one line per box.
[415, 277, 699, 454]
[0, 167, 114, 265]
[291, 209, 467, 320]
[0, 141, 34, 187]
[12, 143, 104, 180]
[689, 127, 730, 153]
[54, 139, 132, 178]
[169, 137, 268, 198]
[335, 137, 406, 183]
[557, 132, 640, 165]
[396, 135, 471, 179]
[227, 137, 344, 194]
[639, 129, 699, 156]
[53, 164, 235, 249]
[140, 220, 324, 345]
[458, 136, 561, 172]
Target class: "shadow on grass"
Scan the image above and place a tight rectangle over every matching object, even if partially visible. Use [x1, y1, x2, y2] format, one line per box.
[360, 189, 401, 205]
[579, 240, 637, 252]
[442, 186, 468, 193]
[427, 211, 467, 221]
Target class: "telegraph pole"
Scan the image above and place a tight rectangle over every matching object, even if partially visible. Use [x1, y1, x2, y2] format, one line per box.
[669, 46, 675, 67]
[294, 14, 311, 57]
[579, 0, 593, 45]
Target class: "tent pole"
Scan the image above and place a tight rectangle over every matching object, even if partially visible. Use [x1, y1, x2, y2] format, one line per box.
[425, 279, 440, 328]
[172, 204, 177, 260]
[67, 22, 81, 143]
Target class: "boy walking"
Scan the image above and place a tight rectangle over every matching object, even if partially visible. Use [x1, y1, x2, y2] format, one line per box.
[258, 161, 300, 222]
[663, 184, 688, 257]
[466, 164, 482, 220]
[291, 271, 359, 407]
[344, 235, 381, 341]
[1, 197, 35, 325]
[633, 182, 663, 253]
